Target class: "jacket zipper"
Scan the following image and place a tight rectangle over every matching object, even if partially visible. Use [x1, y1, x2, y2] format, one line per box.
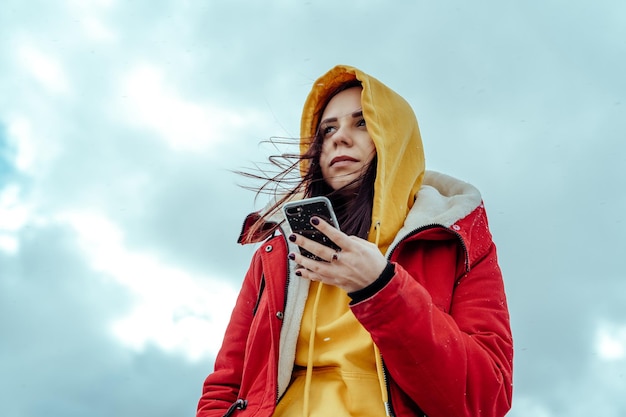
[222, 399, 247, 417]
[381, 361, 395, 417]
[381, 223, 469, 417]
[275, 232, 291, 404]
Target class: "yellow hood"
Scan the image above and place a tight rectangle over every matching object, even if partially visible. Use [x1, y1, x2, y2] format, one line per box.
[300, 65, 425, 255]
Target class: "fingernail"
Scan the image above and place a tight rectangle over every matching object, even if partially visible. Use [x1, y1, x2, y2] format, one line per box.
[289, 234, 297, 242]
[310, 217, 320, 226]
[288, 253, 296, 260]
[295, 270, 302, 277]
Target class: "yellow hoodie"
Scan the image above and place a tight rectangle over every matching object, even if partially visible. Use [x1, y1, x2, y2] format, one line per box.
[300, 65, 425, 256]
[274, 66, 426, 416]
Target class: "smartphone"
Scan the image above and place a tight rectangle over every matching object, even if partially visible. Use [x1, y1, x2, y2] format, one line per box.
[282, 196, 341, 261]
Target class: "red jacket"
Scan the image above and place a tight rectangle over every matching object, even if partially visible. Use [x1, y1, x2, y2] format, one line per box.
[197, 172, 513, 417]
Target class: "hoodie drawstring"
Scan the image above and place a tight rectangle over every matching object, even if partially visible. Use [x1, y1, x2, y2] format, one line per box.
[374, 344, 391, 416]
[303, 281, 324, 416]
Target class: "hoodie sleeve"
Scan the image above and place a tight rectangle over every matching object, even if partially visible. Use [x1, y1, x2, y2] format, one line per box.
[350, 224, 513, 417]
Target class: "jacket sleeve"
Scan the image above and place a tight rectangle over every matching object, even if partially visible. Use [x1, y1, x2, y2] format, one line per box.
[351, 237, 513, 417]
[196, 250, 263, 417]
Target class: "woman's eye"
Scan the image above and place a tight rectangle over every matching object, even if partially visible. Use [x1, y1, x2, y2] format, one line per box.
[322, 125, 336, 136]
[357, 118, 366, 127]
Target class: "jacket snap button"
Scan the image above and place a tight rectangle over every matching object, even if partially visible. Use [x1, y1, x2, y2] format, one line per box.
[452, 224, 461, 231]
[276, 311, 284, 320]
[265, 245, 273, 252]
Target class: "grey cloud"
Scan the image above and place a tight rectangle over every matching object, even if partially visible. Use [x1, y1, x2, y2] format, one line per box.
[0, 222, 212, 416]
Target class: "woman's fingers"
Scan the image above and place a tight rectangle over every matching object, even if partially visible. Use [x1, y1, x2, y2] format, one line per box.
[288, 216, 387, 292]
[288, 232, 338, 264]
[288, 216, 345, 261]
[310, 216, 347, 247]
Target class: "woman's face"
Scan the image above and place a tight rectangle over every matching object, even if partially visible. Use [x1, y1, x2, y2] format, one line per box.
[318, 86, 376, 191]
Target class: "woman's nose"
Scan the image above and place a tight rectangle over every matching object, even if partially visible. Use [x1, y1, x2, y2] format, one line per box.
[332, 125, 353, 147]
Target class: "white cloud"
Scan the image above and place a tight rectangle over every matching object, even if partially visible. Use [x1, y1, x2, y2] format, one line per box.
[66, 0, 117, 7]
[0, 234, 18, 254]
[59, 209, 237, 360]
[80, 15, 117, 42]
[17, 44, 70, 95]
[596, 321, 626, 361]
[118, 63, 263, 152]
[0, 184, 30, 231]
[7, 117, 36, 173]
[66, 0, 118, 42]
[5, 115, 62, 177]
[0, 184, 32, 255]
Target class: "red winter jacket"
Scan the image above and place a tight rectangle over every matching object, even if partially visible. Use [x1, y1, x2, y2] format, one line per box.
[197, 171, 513, 417]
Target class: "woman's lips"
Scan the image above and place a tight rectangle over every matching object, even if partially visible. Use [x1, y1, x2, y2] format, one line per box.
[330, 155, 358, 166]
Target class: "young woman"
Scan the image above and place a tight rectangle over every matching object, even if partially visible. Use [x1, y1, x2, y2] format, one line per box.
[196, 65, 513, 417]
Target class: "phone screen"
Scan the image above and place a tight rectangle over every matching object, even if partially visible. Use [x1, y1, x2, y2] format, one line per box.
[282, 197, 341, 261]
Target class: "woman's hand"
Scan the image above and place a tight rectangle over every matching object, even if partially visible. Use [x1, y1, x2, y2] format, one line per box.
[287, 216, 388, 293]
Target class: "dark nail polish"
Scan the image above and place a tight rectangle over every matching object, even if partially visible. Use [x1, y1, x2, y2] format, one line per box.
[289, 234, 297, 242]
[288, 253, 296, 260]
[295, 270, 302, 277]
[311, 217, 320, 226]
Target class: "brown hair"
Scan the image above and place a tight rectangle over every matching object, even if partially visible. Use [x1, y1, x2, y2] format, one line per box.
[239, 80, 375, 243]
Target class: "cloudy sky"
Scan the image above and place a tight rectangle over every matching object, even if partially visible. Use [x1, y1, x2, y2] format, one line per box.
[1, 0, 625, 416]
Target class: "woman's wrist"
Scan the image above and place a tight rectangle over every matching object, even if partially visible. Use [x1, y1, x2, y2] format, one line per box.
[348, 262, 395, 304]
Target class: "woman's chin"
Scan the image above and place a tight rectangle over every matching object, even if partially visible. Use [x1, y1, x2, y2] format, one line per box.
[327, 177, 360, 192]
[325, 163, 374, 192]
